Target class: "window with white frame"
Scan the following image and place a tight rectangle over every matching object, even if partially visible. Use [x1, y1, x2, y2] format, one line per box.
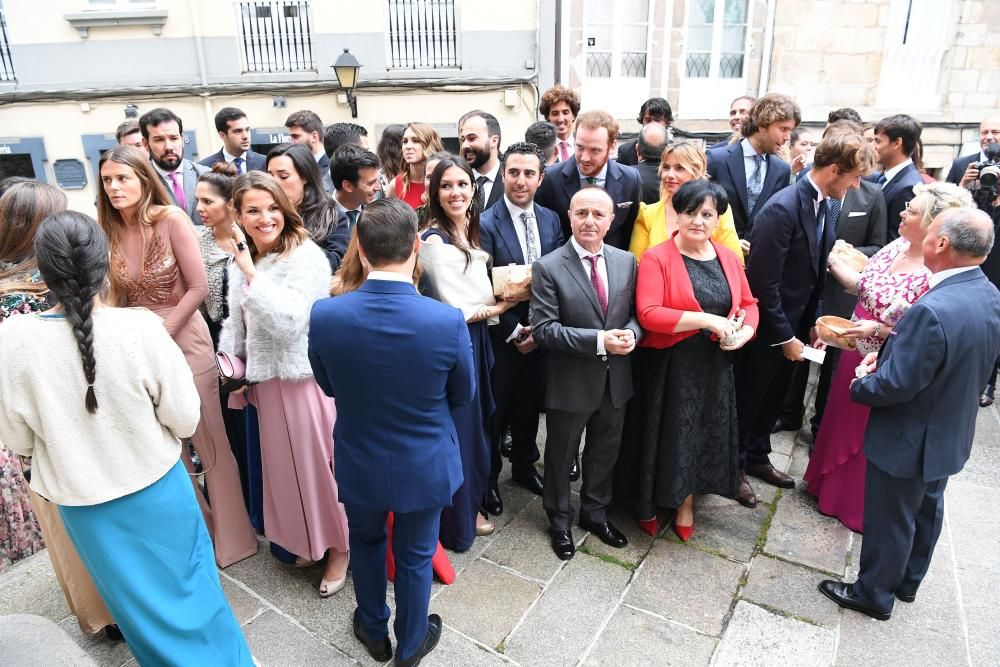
[386, 0, 460, 70]
[581, 0, 651, 117]
[684, 0, 748, 79]
[236, 1, 315, 74]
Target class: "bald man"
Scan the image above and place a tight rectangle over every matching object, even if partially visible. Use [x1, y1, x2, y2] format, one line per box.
[946, 115, 1000, 187]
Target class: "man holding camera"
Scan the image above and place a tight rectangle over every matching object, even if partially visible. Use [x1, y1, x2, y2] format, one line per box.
[946, 115, 1000, 188]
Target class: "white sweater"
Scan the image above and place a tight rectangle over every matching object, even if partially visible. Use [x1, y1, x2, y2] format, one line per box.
[0, 308, 200, 506]
[219, 239, 332, 382]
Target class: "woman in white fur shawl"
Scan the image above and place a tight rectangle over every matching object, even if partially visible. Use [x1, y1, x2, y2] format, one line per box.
[220, 172, 350, 597]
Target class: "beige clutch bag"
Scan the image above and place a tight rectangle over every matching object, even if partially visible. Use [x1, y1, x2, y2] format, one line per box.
[492, 264, 533, 300]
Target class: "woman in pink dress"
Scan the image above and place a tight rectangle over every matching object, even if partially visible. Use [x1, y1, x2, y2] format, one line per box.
[97, 146, 258, 568]
[806, 182, 973, 532]
[220, 171, 350, 597]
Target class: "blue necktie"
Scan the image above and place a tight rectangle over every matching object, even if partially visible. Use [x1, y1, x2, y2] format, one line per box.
[826, 197, 842, 234]
[233, 156, 245, 175]
[816, 200, 828, 255]
[873, 172, 887, 186]
[747, 155, 764, 214]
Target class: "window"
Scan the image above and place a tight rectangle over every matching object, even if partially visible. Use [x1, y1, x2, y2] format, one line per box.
[0, 1, 13, 82]
[236, 1, 315, 74]
[585, 0, 649, 79]
[685, 0, 748, 79]
[386, 0, 459, 70]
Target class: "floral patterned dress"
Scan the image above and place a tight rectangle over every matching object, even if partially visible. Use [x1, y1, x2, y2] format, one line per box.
[804, 238, 930, 532]
[0, 267, 47, 570]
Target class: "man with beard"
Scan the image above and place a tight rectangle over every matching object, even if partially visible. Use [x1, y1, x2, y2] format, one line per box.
[458, 110, 503, 212]
[139, 108, 209, 224]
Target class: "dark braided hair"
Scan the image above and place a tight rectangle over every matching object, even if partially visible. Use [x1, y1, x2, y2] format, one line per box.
[34, 211, 109, 414]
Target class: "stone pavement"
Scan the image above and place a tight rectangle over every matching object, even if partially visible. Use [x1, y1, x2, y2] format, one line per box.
[2, 401, 998, 666]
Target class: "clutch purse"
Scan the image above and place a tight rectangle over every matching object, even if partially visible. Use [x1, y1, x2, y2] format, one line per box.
[492, 264, 533, 301]
[216, 351, 249, 393]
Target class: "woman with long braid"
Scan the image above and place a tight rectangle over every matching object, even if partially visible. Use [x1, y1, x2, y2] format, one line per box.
[96, 145, 257, 568]
[0, 211, 254, 664]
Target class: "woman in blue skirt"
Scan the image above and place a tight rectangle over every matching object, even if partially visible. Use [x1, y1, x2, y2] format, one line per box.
[0, 211, 253, 666]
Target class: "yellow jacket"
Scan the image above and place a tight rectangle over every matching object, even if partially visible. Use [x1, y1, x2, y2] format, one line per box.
[629, 198, 744, 266]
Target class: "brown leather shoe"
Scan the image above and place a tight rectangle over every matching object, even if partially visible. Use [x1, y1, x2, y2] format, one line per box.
[737, 473, 758, 508]
[746, 462, 795, 489]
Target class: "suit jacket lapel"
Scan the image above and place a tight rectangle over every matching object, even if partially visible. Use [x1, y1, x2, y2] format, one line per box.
[561, 158, 581, 209]
[561, 243, 604, 320]
[725, 146, 749, 215]
[605, 249, 627, 323]
[496, 205, 526, 264]
[797, 181, 820, 272]
[762, 154, 786, 199]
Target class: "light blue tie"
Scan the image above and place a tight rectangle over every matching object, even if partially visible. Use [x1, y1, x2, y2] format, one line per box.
[747, 155, 764, 214]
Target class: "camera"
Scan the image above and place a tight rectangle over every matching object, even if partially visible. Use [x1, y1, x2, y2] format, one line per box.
[971, 142, 1000, 210]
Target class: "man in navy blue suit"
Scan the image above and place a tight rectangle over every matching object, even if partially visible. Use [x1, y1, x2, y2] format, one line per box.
[480, 142, 564, 511]
[535, 110, 643, 250]
[199, 107, 266, 174]
[308, 198, 475, 666]
[820, 207, 1000, 620]
[707, 93, 798, 249]
[735, 132, 872, 507]
[871, 114, 923, 242]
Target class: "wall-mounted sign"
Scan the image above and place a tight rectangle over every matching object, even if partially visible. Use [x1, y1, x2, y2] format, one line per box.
[53, 159, 88, 189]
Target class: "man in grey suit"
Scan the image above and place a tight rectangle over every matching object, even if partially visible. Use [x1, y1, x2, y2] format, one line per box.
[820, 207, 1000, 620]
[139, 108, 209, 224]
[530, 187, 642, 561]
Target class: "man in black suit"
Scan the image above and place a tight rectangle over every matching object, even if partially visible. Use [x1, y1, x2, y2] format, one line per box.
[200, 107, 266, 174]
[458, 110, 504, 212]
[531, 186, 642, 560]
[535, 110, 643, 250]
[872, 114, 923, 242]
[285, 110, 334, 193]
[139, 107, 209, 225]
[479, 142, 564, 512]
[330, 144, 382, 233]
[945, 114, 1000, 186]
[635, 123, 669, 205]
[616, 97, 672, 167]
[735, 132, 872, 507]
[774, 120, 888, 437]
[707, 93, 798, 252]
[821, 207, 1000, 621]
[708, 95, 755, 151]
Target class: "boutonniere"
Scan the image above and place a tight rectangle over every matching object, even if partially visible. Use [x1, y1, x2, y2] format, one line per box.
[616, 201, 633, 209]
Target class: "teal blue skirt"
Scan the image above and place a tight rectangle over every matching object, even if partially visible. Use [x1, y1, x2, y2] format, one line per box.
[59, 459, 253, 666]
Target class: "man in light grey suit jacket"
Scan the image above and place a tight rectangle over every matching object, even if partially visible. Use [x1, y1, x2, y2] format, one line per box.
[530, 187, 642, 561]
[139, 108, 209, 225]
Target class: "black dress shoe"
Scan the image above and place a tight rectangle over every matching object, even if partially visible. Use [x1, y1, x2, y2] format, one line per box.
[103, 624, 124, 642]
[394, 614, 441, 667]
[580, 520, 628, 548]
[353, 608, 393, 662]
[550, 529, 576, 560]
[484, 482, 503, 516]
[818, 580, 891, 621]
[895, 590, 917, 603]
[746, 462, 795, 489]
[737, 473, 758, 508]
[569, 455, 580, 482]
[500, 431, 513, 458]
[771, 417, 802, 433]
[511, 466, 544, 495]
[980, 392, 995, 408]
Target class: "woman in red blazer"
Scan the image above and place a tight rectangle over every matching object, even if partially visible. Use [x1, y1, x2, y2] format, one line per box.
[621, 180, 758, 541]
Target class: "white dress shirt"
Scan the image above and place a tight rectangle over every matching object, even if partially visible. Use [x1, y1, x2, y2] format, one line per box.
[569, 236, 610, 355]
[881, 158, 914, 188]
[557, 136, 575, 162]
[928, 265, 979, 289]
[742, 137, 767, 186]
[474, 161, 501, 207]
[367, 270, 416, 286]
[577, 161, 609, 188]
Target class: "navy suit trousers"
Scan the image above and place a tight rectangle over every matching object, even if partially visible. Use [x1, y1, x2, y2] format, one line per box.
[854, 461, 947, 612]
[345, 505, 442, 661]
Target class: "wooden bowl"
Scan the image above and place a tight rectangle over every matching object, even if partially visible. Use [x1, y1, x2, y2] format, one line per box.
[816, 315, 858, 350]
[831, 245, 869, 273]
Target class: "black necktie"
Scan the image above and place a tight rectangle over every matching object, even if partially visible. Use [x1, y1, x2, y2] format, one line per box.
[475, 175, 488, 210]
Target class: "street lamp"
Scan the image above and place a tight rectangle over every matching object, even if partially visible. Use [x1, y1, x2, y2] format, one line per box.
[333, 48, 362, 118]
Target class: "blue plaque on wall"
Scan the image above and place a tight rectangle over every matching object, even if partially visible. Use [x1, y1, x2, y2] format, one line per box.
[53, 159, 88, 190]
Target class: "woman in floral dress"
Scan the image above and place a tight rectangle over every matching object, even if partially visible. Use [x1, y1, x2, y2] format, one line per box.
[805, 183, 972, 532]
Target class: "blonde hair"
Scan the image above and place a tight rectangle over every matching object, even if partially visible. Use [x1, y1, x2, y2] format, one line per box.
[401, 122, 445, 197]
[658, 142, 708, 199]
[910, 182, 974, 229]
[96, 145, 182, 305]
[232, 171, 309, 259]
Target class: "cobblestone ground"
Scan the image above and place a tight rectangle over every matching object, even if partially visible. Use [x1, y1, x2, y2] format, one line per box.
[2, 381, 998, 666]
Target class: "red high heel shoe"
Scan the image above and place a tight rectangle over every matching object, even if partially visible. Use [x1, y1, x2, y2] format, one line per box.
[638, 517, 659, 536]
[672, 520, 694, 542]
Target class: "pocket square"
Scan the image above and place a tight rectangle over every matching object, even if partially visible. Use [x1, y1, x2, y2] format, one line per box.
[847, 211, 866, 217]
[617, 201, 633, 209]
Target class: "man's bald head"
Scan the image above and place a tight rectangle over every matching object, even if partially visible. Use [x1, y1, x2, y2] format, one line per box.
[637, 123, 669, 163]
[923, 207, 995, 273]
[569, 186, 614, 252]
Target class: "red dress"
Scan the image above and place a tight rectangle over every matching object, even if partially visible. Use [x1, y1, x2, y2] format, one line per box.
[394, 174, 426, 210]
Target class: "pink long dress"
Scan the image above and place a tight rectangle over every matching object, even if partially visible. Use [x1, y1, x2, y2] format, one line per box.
[804, 238, 930, 532]
[113, 208, 258, 567]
